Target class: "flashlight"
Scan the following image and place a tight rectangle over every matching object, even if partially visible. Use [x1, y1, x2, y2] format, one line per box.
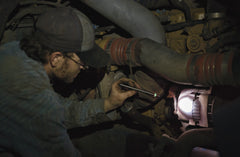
[119, 83, 161, 98]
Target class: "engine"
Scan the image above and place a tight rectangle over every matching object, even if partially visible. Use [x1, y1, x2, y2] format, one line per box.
[0, 0, 240, 156]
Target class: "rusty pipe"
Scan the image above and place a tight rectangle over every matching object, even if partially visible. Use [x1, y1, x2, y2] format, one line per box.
[103, 38, 142, 66]
[101, 37, 240, 86]
[186, 51, 238, 85]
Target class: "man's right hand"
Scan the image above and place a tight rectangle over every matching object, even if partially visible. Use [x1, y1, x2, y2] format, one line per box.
[104, 78, 140, 112]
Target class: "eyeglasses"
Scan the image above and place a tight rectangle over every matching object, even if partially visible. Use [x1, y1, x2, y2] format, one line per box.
[65, 55, 88, 69]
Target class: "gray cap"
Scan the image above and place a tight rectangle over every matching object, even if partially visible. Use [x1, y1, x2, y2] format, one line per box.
[35, 7, 110, 68]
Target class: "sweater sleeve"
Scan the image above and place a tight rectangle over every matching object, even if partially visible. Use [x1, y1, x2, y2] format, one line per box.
[59, 96, 120, 129]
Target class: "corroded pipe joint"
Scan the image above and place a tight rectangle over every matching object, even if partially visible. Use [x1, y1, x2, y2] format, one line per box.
[187, 51, 239, 86]
[103, 37, 142, 66]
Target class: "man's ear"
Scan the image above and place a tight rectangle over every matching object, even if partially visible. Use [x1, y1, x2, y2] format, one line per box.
[49, 52, 64, 67]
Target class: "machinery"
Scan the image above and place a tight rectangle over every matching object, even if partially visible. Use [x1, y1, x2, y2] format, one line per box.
[0, 0, 239, 156]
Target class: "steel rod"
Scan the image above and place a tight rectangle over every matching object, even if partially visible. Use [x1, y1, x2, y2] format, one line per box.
[119, 83, 160, 97]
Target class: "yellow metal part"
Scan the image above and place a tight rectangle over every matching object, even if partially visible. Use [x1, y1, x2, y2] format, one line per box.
[95, 33, 121, 49]
[187, 34, 206, 53]
[168, 9, 186, 24]
[166, 8, 220, 54]
[142, 109, 154, 118]
[185, 24, 206, 53]
[95, 37, 111, 50]
[166, 29, 188, 54]
[191, 8, 205, 21]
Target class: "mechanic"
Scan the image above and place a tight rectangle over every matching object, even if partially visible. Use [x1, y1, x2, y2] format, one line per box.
[0, 7, 138, 157]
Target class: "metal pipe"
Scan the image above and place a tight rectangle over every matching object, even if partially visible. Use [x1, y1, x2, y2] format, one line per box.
[134, 0, 170, 9]
[101, 37, 240, 86]
[80, 0, 165, 44]
[140, 39, 240, 86]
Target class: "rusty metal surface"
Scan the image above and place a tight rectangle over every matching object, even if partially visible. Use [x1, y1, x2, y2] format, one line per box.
[186, 52, 235, 85]
[102, 37, 142, 66]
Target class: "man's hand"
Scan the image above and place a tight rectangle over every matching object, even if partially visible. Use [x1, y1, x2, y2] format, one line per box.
[104, 78, 140, 112]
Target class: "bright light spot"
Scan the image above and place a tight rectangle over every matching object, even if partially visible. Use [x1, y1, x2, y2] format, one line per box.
[178, 96, 193, 114]
[154, 93, 157, 97]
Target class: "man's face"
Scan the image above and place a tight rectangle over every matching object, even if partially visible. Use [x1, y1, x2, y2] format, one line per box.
[53, 53, 86, 83]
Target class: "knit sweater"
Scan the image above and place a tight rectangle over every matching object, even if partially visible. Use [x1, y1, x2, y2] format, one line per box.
[0, 41, 117, 157]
